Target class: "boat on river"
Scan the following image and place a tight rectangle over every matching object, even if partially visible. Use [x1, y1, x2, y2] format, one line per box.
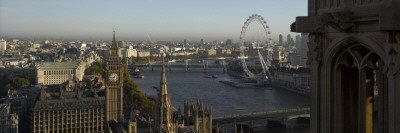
[204, 74, 218, 78]
[134, 74, 144, 79]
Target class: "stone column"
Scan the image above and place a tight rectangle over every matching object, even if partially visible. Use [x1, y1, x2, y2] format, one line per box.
[383, 31, 400, 133]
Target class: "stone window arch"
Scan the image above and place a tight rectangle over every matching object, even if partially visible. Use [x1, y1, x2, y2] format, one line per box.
[330, 42, 386, 133]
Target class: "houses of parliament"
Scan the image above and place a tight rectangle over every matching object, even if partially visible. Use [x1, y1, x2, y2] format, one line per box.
[30, 29, 212, 133]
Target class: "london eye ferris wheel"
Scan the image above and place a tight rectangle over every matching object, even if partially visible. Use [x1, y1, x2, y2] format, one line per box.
[239, 14, 273, 80]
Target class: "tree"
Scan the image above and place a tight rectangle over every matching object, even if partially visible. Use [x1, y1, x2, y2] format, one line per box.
[10, 77, 30, 89]
[0, 76, 30, 97]
[4, 84, 14, 90]
[122, 67, 155, 114]
[84, 61, 106, 77]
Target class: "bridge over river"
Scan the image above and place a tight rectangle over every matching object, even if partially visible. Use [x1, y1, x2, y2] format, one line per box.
[128, 59, 228, 73]
[212, 108, 310, 130]
[129, 63, 224, 68]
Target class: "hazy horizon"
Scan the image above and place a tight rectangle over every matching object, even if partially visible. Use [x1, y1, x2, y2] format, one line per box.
[0, 0, 307, 42]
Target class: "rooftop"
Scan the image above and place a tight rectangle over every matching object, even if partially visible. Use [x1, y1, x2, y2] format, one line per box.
[37, 61, 81, 70]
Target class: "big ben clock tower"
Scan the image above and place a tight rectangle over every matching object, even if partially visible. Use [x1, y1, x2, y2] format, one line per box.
[106, 28, 124, 123]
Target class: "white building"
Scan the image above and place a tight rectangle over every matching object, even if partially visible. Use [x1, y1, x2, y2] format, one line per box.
[0, 58, 30, 68]
[137, 50, 150, 57]
[79, 42, 87, 49]
[0, 38, 6, 52]
[173, 47, 182, 52]
[122, 45, 137, 57]
[32, 43, 40, 49]
[206, 49, 216, 56]
[36, 61, 86, 85]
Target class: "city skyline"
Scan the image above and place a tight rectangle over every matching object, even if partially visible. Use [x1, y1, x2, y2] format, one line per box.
[0, 0, 307, 42]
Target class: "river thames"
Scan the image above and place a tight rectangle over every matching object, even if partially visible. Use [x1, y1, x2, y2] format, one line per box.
[131, 67, 310, 133]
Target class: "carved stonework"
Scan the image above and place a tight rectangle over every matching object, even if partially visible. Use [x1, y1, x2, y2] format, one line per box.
[307, 33, 322, 66]
[384, 31, 400, 76]
[290, 22, 296, 32]
[317, 11, 354, 32]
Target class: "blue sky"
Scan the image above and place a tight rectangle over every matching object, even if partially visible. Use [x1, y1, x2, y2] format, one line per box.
[0, 0, 307, 42]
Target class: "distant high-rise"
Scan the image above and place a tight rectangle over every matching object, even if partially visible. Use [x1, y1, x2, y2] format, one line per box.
[295, 35, 301, 49]
[92, 41, 96, 47]
[0, 38, 6, 52]
[184, 39, 187, 45]
[226, 39, 232, 46]
[201, 38, 204, 45]
[290, 38, 295, 46]
[279, 34, 283, 45]
[287, 34, 292, 44]
[300, 33, 308, 67]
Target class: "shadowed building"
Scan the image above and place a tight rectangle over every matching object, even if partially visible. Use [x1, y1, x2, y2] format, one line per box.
[153, 58, 182, 133]
[0, 103, 18, 133]
[31, 85, 105, 133]
[293, 0, 400, 133]
[184, 99, 212, 133]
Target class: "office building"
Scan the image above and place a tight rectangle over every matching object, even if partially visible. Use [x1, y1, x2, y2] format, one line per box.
[36, 61, 86, 85]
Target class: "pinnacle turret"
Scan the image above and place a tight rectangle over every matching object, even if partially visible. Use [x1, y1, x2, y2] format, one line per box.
[39, 86, 46, 101]
[59, 85, 64, 100]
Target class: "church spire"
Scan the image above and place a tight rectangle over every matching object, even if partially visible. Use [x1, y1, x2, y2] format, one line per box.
[160, 55, 167, 95]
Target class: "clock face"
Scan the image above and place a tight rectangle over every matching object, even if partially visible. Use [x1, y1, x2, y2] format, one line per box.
[109, 73, 118, 82]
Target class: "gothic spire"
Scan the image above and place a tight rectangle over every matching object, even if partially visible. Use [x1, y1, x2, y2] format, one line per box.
[113, 26, 116, 42]
[111, 26, 119, 50]
[39, 86, 46, 101]
[234, 120, 237, 133]
[197, 97, 200, 105]
[59, 85, 64, 100]
[160, 55, 167, 95]
[94, 88, 98, 98]
[76, 88, 81, 99]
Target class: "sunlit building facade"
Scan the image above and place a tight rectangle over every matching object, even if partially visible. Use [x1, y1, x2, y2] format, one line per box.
[36, 61, 86, 85]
